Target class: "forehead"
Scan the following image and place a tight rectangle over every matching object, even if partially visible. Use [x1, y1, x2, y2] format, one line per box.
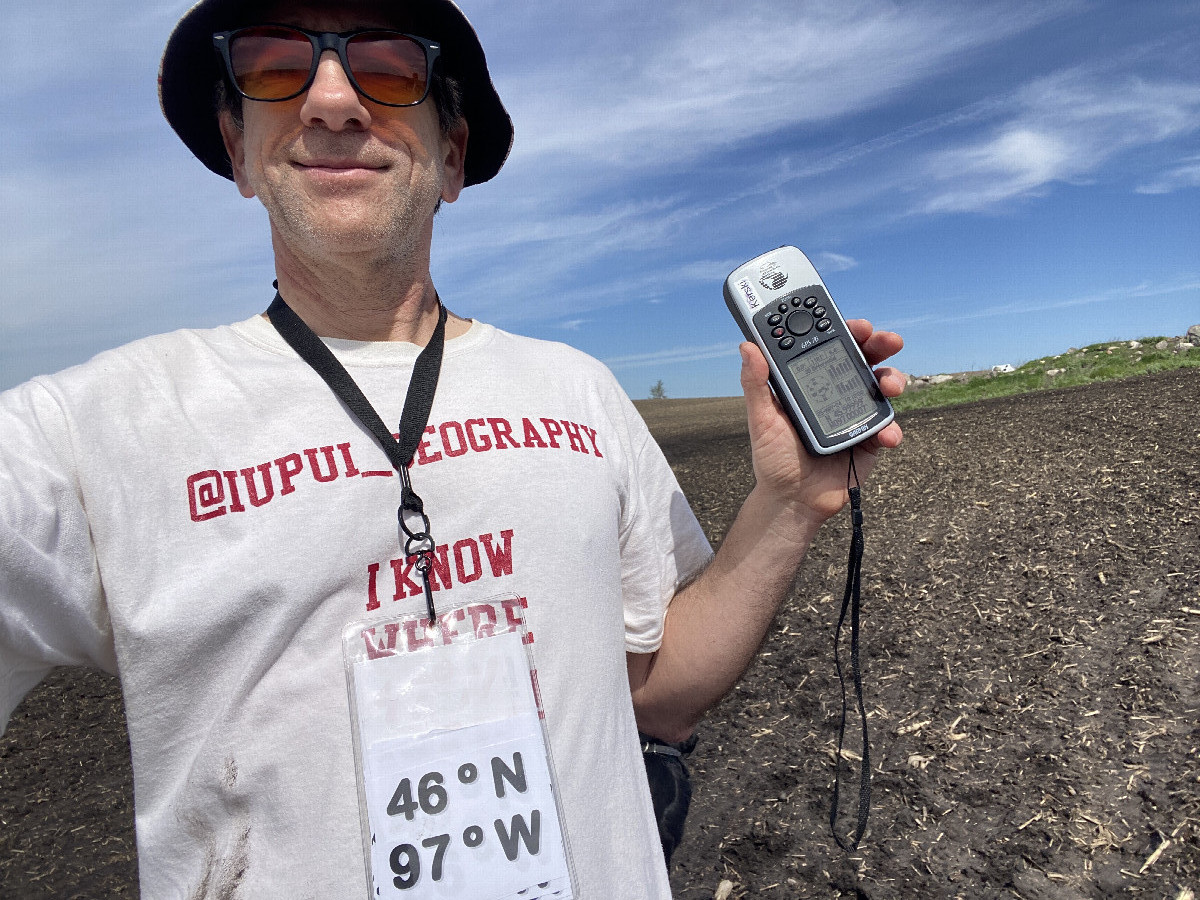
[253, 0, 415, 32]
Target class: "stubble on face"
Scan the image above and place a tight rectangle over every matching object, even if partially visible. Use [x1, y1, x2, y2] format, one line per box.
[254, 122, 449, 268]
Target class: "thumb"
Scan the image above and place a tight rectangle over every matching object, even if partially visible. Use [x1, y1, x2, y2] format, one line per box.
[738, 342, 767, 394]
[739, 342, 781, 430]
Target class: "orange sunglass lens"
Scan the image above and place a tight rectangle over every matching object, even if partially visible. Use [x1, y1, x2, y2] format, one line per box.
[230, 27, 313, 100]
[346, 33, 428, 104]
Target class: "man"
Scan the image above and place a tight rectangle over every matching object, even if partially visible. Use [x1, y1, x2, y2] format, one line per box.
[0, 0, 905, 896]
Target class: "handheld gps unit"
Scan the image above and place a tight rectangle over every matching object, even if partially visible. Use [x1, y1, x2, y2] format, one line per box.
[724, 246, 894, 456]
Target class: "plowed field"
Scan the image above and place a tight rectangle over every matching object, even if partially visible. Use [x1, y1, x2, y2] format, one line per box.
[3, 368, 1198, 898]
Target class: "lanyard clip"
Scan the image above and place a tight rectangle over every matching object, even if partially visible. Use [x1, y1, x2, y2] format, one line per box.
[397, 466, 437, 623]
[398, 517, 437, 625]
[397, 466, 431, 541]
[413, 550, 437, 627]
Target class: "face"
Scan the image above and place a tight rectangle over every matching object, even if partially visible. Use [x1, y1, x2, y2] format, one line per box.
[218, 1, 468, 262]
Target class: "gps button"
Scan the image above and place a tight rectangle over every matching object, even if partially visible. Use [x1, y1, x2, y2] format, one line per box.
[786, 310, 814, 336]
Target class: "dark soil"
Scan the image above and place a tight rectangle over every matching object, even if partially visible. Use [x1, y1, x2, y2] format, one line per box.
[3, 369, 1198, 898]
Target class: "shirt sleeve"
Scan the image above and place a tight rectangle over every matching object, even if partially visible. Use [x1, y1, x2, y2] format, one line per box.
[0, 379, 116, 734]
[611, 389, 713, 654]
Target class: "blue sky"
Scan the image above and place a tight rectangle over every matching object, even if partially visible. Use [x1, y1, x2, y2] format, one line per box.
[3, 1, 1198, 399]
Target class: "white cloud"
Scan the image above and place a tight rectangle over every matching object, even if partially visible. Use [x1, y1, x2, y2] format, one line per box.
[500, 0, 1079, 175]
[1136, 155, 1200, 194]
[919, 128, 1071, 213]
[886, 276, 1200, 329]
[670, 259, 750, 283]
[816, 252, 858, 273]
[603, 343, 736, 370]
[914, 70, 1200, 213]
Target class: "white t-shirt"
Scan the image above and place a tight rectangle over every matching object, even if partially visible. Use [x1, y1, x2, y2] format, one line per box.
[0, 315, 712, 899]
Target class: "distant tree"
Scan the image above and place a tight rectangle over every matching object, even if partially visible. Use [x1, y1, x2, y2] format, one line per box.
[649, 380, 667, 400]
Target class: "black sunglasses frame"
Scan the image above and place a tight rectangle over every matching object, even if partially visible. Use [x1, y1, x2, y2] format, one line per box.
[212, 25, 442, 108]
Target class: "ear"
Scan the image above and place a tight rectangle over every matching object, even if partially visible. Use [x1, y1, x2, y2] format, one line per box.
[439, 118, 469, 204]
[218, 109, 256, 199]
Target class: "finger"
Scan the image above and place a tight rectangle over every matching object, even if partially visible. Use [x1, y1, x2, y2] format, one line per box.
[861, 330, 904, 367]
[858, 420, 903, 457]
[846, 319, 904, 366]
[740, 342, 799, 446]
[738, 343, 777, 415]
[874, 420, 903, 449]
[739, 341, 767, 388]
[846, 318, 873, 345]
[873, 365, 907, 397]
[739, 343, 777, 410]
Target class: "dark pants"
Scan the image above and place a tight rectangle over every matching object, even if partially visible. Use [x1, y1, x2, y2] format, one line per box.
[639, 732, 698, 866]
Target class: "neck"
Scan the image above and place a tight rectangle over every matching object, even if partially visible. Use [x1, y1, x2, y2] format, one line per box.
[268, 230, 468, 345]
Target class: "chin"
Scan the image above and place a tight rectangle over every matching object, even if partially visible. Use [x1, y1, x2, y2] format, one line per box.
[261, 180, 439, 256]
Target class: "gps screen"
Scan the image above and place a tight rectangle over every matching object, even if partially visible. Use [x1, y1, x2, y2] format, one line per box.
[786, 340, 876, 436]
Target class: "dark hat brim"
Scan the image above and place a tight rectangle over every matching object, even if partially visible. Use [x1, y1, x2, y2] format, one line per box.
[158, 0, 513, 186]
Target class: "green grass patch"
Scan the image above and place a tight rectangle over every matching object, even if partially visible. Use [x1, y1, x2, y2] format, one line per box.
[893, 337, 1199, 412]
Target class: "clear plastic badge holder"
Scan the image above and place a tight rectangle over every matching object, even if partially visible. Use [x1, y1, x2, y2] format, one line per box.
[344, 595, 576, 900]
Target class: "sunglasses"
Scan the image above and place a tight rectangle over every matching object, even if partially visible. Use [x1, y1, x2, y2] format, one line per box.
[213, 25, 441, 107]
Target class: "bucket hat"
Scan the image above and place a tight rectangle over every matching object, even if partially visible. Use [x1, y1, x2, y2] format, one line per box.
[159, 0, 513, 186]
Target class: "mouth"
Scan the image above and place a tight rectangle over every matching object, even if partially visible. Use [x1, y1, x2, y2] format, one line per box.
[294, 158, 387, 173]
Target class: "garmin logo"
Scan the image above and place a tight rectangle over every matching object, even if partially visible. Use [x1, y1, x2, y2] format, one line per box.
[848, 422, 871, 439]
[737, 278, 760, 308]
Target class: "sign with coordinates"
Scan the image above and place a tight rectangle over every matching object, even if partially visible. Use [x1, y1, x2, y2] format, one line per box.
[346, 600, 574, 900]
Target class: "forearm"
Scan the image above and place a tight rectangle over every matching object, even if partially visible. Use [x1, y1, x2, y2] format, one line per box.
[630, 329, 905, 742]
[629, 481, 825, 741]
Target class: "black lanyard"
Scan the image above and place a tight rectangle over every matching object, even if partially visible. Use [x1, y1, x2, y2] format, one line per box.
[266, 293, 447, 622]
[830, 450, 871, 851]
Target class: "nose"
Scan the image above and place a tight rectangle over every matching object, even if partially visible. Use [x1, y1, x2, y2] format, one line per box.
[300, 50, 371, 131]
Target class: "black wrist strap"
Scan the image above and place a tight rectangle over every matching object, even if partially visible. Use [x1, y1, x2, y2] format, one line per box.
[266, 293, 447, 621]
[830, 449, 871, 851]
